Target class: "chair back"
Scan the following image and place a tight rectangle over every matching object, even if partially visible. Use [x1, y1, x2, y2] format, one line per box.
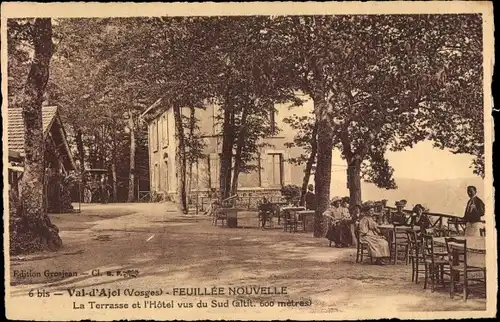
[433, 228, 449, 237]
[421, 234, 435, 262]
[424, 228, 436, 236]
[354, 221, 361, 240]
[444, 237, 467, 267]
[393, 223, 409, 244]
[405, 229, 419, 254]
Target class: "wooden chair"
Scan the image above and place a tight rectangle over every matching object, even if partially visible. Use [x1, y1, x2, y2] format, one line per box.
[213, 206, 227, 226]
[391, 224, 410, 264]
[445, 237, 486, 301]
[355, 225, 372, 264]
[422, 234, 450, 292]
[407, 230, 426, 284]
[283, 211, 296, 232]
[326, 219, 334, 247]
[295, 213, 305, 232]
[447, 218, 467, 236]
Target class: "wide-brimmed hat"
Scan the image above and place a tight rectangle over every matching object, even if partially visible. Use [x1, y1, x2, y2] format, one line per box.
[361, 201, 375, 211]
[395, 200, 407, 207]
[413, 204, 428, 212]
[331, 196, 341, 204]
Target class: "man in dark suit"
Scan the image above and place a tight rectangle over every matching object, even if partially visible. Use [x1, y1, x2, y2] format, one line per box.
[463, 185, 485, 236]
[305, 184, 317, 210]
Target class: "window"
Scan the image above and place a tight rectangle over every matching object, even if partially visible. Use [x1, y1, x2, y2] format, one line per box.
[268, 102, 276, 133]
[209, 153, 220, 189]
[151, 121, 159, 152]
[268, 153, 283, 187]
[163, 159, 169, 192]
[162, 114, 169, 148]
[152, 163, 158, 191]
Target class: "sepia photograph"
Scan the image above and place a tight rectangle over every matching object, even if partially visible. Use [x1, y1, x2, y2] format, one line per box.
[2, 2, 496, 320]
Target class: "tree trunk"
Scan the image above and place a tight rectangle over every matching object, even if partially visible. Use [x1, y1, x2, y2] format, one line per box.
[231, 106, 249, 195]
[299, 121, 318, 206]
[206, 156, 212, 189]
[111, 162, 118, 203]
[12, 18, 62, 255]
[187, 106, 196, 202]
[74, 127, 85, 169]
[173, 103, 188, 213]
[219, 103, 234, 200]
[127, 110, 136, 202]
[347, 156, 362, 206]
[74, 126, 86, 201]
[313, 99, 334, 238]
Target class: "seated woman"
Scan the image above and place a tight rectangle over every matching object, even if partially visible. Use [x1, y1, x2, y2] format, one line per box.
[324, 197, 353, 248]
[391, 200, 411, 225]
[204, 188, 220, 216]
[358, 202, 391, 265]
[409, 204, 431, 231]
[324, 197, 345, 246]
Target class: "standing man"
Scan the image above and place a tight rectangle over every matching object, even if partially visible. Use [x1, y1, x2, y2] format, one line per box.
[463, 186, 485, 236]
[305, 184, 317, 210]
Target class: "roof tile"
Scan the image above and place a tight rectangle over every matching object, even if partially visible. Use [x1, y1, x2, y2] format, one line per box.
[7, 106, 58, 156]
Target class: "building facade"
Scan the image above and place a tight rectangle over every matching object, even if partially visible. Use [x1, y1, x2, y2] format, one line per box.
[141, 98, 313, 202]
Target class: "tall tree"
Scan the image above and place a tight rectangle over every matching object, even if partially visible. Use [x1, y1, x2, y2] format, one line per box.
[272, 16, 347, 237]
[325, 15, 484, 205]
[276, 15, 483, 214]
[209, 17, 296, 199]
[9, 18, 63, 253]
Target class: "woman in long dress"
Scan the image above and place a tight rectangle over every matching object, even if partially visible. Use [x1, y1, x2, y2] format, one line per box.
[359, 203, 391, 265]
[332, 198, 353, 247]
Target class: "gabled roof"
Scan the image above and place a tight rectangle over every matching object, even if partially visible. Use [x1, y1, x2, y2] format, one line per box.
[7, 106, 58, 154]
[140, 97, 164, 120]
[7, 106, 76, 170]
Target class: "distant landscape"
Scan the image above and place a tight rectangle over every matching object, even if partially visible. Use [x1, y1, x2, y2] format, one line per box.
[329, 177, 486, 217]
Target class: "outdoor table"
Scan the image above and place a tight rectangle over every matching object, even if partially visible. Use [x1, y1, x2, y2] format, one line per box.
[281, 206, 306, 232]
[377, 225, 420, 254]
[433, 236, 485, 268]
[281, 206, 306, 212]
[297, 210, 315, 232]
[217, 208, 252, 228]
[378, 224, 420, 231]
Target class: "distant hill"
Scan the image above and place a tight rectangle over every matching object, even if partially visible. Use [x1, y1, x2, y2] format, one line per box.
[329, 177, 486, 216]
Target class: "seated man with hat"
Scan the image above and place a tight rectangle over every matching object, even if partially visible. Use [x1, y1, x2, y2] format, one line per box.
[358, 201, 390, 265]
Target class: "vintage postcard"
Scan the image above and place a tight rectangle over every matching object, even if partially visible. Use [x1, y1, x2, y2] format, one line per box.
[2, 1, 496, 320]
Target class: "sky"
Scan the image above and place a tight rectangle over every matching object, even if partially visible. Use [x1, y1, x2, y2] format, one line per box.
[277, 97, 479, 183]
[329, 140, 477, 183]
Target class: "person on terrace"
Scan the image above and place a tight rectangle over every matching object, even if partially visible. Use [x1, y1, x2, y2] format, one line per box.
[392, 199, 410, 225]
[258, 197, 274, 228]
[358, 201, 390, 265]
[409, 204, 431, 231]
[463, 185, 485, 236]
[305, 184, 317, 211]
[323, 197, 342, 242]
[325, 197, 353, 248]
